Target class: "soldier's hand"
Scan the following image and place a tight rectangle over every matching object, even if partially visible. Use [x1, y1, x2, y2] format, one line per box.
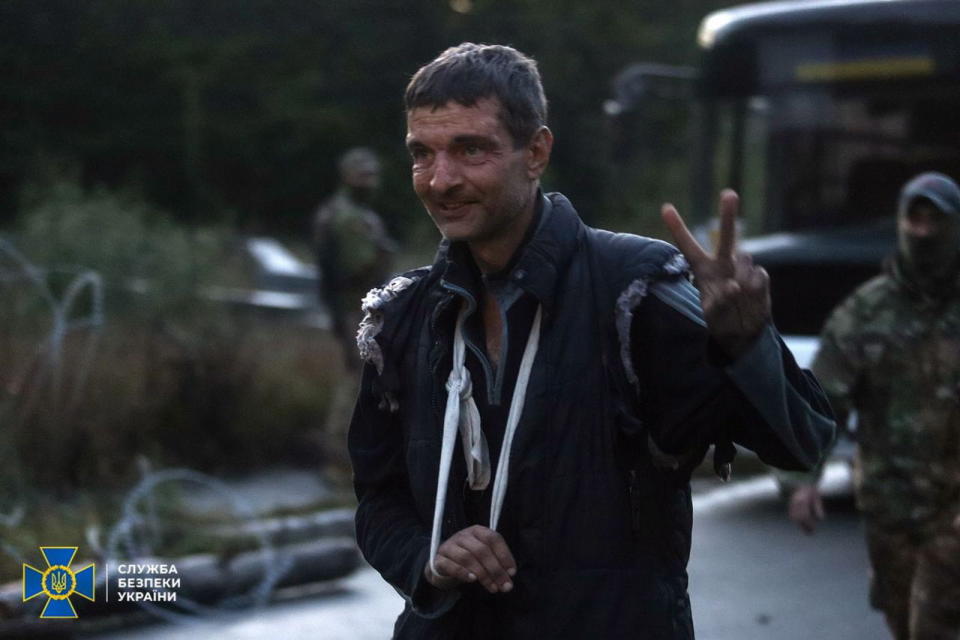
[662, 189, 771, 358]
[788, 484, 825, 534]
[424, 525, 517, 594]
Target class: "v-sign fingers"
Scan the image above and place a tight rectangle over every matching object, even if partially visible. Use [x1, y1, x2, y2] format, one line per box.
[715, 189, 740, 260]
[661, 203, 708, 268]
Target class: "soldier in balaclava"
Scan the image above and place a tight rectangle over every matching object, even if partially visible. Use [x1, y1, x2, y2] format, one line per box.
[785, 172, 960, 639]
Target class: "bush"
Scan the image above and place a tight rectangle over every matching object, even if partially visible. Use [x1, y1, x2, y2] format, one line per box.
[1, 177, 336, 500]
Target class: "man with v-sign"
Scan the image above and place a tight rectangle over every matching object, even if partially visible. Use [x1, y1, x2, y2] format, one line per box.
[349, 42, 835, 639]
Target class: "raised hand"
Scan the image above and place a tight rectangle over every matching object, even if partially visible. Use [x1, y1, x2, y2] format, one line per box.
[662, 189, 771, 358]
[425, 525, 517, 594]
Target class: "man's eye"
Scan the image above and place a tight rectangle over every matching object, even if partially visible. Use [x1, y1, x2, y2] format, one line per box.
[464, 144, 483, 157]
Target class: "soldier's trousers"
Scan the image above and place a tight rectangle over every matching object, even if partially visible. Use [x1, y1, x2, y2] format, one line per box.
[865, 522, 960, 640]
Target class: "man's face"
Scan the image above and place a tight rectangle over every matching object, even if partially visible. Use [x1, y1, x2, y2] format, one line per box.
[343, 161, 381, 198]
[898, 199, 960, 276]
[346, 163, 380, 189]
[405, 98, 542, 244]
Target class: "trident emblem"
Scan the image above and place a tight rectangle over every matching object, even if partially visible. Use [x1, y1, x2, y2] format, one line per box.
[23, 547, 95, 619]
[50, 570, 69, 594]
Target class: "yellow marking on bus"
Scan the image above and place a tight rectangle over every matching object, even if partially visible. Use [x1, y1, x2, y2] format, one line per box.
[796, 57, 934, 82]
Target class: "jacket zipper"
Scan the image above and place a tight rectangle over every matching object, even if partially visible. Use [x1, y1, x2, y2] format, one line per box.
[438, 280, 499, 405]
[429, 291, 455, 420]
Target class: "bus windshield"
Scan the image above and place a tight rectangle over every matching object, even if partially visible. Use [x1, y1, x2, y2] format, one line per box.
[716, 84, 960, 237]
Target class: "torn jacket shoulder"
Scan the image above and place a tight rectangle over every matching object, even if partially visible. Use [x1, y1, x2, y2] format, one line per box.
[356, 267, 430, 375]
[595, 231, 695, 387]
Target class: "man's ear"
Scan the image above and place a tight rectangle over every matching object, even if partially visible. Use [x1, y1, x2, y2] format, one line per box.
[525, 126, 553, 180]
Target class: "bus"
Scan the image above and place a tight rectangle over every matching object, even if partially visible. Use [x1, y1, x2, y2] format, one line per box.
[613, 0, 960, 364]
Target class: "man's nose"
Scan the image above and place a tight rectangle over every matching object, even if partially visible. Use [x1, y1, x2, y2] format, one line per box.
[429, 152, 462, 193]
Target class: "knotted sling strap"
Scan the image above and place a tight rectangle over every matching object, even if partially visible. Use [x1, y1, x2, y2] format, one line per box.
[428, 301, 543, 577]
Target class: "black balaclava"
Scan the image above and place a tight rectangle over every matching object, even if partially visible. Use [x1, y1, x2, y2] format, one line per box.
[896, 172, 960, 285]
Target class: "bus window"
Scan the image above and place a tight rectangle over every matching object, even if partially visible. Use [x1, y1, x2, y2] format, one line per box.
[707, 96, 770, 237]
[756, 86, 960, 235]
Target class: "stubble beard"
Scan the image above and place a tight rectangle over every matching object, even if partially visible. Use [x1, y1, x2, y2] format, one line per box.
[470, 186, 535, 246]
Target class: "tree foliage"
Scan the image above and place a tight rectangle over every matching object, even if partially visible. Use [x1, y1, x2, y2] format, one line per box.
[0, 0, 732, 237]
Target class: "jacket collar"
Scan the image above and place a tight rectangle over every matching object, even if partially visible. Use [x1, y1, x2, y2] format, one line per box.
[431, 191, 584, 317]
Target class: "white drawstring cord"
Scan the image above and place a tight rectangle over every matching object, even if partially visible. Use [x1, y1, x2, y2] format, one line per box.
[428, 302, 543, 577]
[489, 305, 541, 530]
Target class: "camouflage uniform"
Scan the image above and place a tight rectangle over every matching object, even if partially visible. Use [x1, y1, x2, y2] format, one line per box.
[313, 148, 396, 372]
[812, 224, 960, 636]
[313, 148, 395, 471]
[314, 187, 394, 348]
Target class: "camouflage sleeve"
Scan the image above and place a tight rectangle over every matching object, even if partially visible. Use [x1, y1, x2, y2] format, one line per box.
[811, 295, 864, 410]
[365, 211, 399, 254]
[311, 204, 327, 247]
[775, 296, 864, 490]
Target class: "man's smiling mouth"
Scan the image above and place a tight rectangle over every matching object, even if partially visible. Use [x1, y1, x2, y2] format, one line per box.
[438, 201, 474, 213]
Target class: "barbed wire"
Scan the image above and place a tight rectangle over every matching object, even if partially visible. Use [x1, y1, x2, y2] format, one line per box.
[0, 235, 104, 426]
[104, 468, 295, 624]
[0, 237, 104, 593]
[1, 237, 297, 624]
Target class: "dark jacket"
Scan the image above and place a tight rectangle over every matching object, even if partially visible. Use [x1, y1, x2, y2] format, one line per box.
[349, 192, 835, 639]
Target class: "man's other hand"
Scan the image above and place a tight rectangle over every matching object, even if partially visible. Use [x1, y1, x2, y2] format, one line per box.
[789, 484, 825, 534]
[662, 189, 771, 358]
[425, 525, 517, 594]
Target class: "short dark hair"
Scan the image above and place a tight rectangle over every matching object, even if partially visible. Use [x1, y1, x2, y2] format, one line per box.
[404, 43, 548, 148]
